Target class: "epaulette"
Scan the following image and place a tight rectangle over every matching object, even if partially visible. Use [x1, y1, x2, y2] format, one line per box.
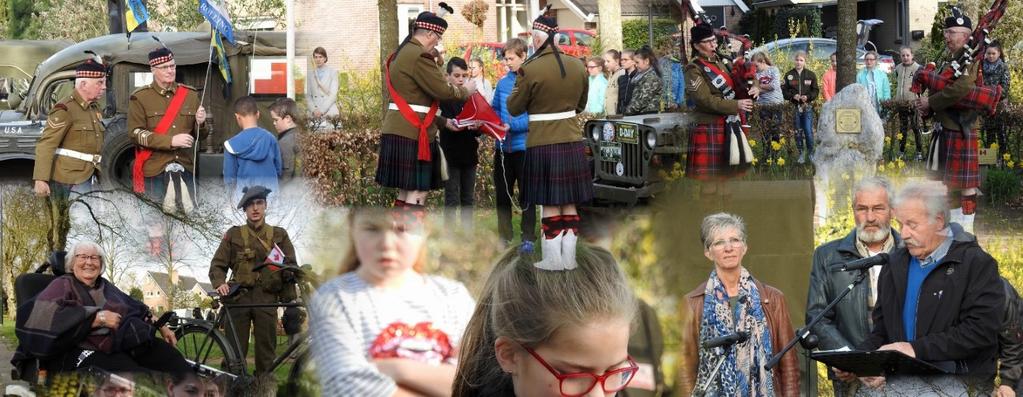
[177, 83, 197, 91]
[51, 103, 68, 113]
[420, 52, 435, 60]
[130, 85, 152, 98]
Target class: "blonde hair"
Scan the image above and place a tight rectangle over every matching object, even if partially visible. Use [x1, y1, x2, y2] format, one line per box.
[338, 210, 427, 274]
[452, 245, 637, 396]
[751, 51, 773, 66]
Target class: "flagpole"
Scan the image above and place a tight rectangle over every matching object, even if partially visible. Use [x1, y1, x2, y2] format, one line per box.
[286, 0, 295, 100]
[193, 28, 216, 209]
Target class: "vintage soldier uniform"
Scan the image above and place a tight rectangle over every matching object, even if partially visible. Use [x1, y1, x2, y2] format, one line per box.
[920, 10, 1002, 233]
[129, 47, 207, 209]
[507, 12, 589, 270]
[684, 23, 749, 181]
[33, 59, 108, 194]
[375, 12, 469, 205]
[209, 186, 298, 374]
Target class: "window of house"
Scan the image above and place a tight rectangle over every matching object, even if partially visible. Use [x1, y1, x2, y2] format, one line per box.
[496, 0, 528, 42]
[397, 4, 425, 45]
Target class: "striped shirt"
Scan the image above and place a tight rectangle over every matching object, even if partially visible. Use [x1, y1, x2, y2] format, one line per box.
[309, 272, 476, 396]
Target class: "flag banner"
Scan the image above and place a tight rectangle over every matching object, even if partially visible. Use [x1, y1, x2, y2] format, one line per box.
[211, 29, 233, 85]
[125, 0, 150, 33]
[454, 92, 508, 140]
[264, 243, 285, 271]
[199, 0, 236, 45]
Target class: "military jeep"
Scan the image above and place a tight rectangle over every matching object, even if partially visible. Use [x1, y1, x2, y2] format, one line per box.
[583, 112, 690, 205]
[0, 30, 294, 188]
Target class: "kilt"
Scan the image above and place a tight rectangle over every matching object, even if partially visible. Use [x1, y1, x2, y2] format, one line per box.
[927, 127, 980, 190]
[523, 141, 593, 206]
[375, 133, 444, 191]
[685, 118, 745, 180]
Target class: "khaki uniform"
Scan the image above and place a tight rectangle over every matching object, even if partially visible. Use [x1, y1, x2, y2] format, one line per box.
[381, 38, 469, 141]
[930, 49, 981, 131]
[506, 46, 588, 148]
[684, 54, 740, 124]
[128, 81, 208, 176]
[209, 221, 298, 374]
[33, 91, 104, 185]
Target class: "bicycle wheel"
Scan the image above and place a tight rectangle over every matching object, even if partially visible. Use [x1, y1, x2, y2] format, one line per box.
[174, 323, 244, 378]
[284, 349, 319, 397]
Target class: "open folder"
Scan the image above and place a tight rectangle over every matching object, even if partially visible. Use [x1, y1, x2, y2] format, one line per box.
[810, 350, 955, 377]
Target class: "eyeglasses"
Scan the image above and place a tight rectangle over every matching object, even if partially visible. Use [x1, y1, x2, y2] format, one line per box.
[865, 57, 877, 61]
[709, 238, 745, 250]
[523, 345, 638, 397]
[587, 65, 599, 69]
[153, 63, 177, 71]
[75, 254, 102, 262]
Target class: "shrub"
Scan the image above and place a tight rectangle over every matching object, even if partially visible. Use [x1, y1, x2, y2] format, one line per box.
[984, 168, 1022, 205]
[622, 18, 678, 51]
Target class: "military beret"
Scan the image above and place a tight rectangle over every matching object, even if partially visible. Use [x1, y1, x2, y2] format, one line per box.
[945, 7, 972, 30]
[76, 59, 106, 79]
[148, 47, 174, 66]
[691, 23, 715, 44]
[413, 11, 448, 35]
[237, 185, 272, 209]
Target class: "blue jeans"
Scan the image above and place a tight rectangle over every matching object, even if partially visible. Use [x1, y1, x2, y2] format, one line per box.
[794, 108, 815, 154]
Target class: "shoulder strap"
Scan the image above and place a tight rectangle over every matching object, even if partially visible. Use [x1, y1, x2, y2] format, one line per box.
[385, 52, 439, 161]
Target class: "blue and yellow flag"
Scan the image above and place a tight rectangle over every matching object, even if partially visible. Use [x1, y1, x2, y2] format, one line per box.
[212, 29, 233, 96]
[125, 0, 150, 34]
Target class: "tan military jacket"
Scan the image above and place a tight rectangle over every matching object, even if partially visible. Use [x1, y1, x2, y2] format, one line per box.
[684, 54, 740, 124]
[209, 221, 297, 300]
[32, 91, 104, 184]
[128, 81, 208, 176]
[381, 38, 469, 141]
[930, 48, 981, 131]
[507, 46, 588, 148]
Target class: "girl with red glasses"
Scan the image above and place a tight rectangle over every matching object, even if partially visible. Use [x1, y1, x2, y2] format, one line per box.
[453, 245, 639, 397]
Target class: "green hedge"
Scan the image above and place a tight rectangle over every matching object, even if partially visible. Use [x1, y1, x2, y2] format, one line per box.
[622, 18, 678, 51]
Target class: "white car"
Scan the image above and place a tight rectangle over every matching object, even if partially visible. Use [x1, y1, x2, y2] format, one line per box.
[749, 37, 895, 74]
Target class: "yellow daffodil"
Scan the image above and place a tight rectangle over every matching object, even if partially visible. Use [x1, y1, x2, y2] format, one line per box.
[884, 136, 891, 145]
[767, 158, 774, 165]
[896, 133, 904, 141]
[1009, 160, 1017, 169]
[771, 141, 782, 151]
[780, 137, 787, 145]
[777, 157, 786, 166]
[991, 143, 1000, 151]
[752, 157, 759, 166]
[878, 163, 886, 172]
[1003, 153, 1012, 161]
[897, 159, 906, 169]
[749, 139, 757, 148]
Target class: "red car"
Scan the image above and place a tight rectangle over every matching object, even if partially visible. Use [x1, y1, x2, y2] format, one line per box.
[517, 28, 596, 58]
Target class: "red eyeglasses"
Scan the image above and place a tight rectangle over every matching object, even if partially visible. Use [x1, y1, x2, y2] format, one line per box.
[523, 346, 639, 397]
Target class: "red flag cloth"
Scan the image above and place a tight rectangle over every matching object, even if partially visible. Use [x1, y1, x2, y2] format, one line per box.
[454, 92, 508, 140]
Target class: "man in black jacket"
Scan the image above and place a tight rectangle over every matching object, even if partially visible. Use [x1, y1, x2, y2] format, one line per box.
[806, 177, 900, 396]
[999, 278, 1023, 396]
[841, 181, 1004, 391]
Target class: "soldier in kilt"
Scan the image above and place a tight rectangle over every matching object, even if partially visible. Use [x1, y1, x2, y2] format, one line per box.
[683, 23, 757, 195]
[507, 11, 590, 270]
[376, 10, 476, 223]
[916, 9, 996, 234]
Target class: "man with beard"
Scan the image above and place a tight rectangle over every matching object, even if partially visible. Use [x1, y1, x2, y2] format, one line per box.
[806, 177, 901, 396]
[840, 181, 1003, 392]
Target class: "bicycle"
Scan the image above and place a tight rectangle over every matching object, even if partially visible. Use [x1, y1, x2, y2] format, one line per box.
[170, 265, 318, 396]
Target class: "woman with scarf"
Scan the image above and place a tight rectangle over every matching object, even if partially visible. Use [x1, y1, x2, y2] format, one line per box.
[624, 46, 663, 115]
[678, 213, 799, 397]
[683, 24, 758, 193]
[305, 47, 339, 129]
[17, 241, 191, 375]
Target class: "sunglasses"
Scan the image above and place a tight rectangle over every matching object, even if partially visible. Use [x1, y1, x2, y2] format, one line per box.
[523, 345, 638, 397]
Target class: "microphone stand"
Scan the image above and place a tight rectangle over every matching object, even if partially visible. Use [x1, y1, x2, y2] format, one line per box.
[764, 268, 869, 371]
[692, 344, 737, 397]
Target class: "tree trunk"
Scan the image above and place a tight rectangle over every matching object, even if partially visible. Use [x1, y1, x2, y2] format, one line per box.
[598, 0, 623, 53]
[379, 0, 398, 113]
[836, 0, 857, 92]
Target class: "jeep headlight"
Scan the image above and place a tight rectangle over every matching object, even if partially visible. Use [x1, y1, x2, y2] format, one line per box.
[644, 130, 657, 149]
[589, 123, 601, 141]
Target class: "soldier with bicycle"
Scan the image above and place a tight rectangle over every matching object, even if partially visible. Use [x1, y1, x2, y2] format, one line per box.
[209, 185, 299, 375]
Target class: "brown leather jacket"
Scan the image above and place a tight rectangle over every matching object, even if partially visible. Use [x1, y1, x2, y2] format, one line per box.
[677, 279, 800, 397]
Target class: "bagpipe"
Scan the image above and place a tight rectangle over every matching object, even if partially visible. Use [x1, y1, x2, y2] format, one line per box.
[911, 0, 1008, 117]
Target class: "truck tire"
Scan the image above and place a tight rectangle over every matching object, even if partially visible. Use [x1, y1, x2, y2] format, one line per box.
[100, 116, 135, 191]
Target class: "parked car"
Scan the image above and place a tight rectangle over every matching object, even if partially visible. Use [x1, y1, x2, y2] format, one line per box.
[749, 37, 894, 73]
[517, 28, 596, 58]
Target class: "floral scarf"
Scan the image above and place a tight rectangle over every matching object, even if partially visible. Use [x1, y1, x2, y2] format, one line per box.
[695, 267, 775, 396]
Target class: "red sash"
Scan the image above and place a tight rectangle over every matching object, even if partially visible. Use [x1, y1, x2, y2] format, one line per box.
[132, 86, 191, 193]
[385, 52, 440, 162]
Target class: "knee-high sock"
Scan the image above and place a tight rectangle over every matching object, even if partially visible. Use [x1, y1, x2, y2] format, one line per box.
[541, 215, 564, 239]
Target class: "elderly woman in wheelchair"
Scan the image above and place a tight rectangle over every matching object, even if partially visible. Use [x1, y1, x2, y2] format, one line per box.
[13, 240, 191, 377]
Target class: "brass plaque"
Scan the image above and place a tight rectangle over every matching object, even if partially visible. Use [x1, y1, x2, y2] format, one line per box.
[978, 148, 997, 165]
[835, 109, 862, 134]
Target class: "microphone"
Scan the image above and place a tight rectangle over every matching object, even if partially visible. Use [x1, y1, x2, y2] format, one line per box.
[830, 253, 889, 272]
[702, 331, 749, 349]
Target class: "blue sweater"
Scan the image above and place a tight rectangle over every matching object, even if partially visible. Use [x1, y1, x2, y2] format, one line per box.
[491, 73, 528, 153]
[224, 127, 282, 200]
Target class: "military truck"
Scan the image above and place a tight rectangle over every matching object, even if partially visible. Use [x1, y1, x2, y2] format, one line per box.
[583, 113, 689, 205]
[0, 30, 293, 188]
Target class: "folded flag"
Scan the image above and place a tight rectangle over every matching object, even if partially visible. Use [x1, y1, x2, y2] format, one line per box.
[454, 92, 508, 140]
[264, 243, 285, 271]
